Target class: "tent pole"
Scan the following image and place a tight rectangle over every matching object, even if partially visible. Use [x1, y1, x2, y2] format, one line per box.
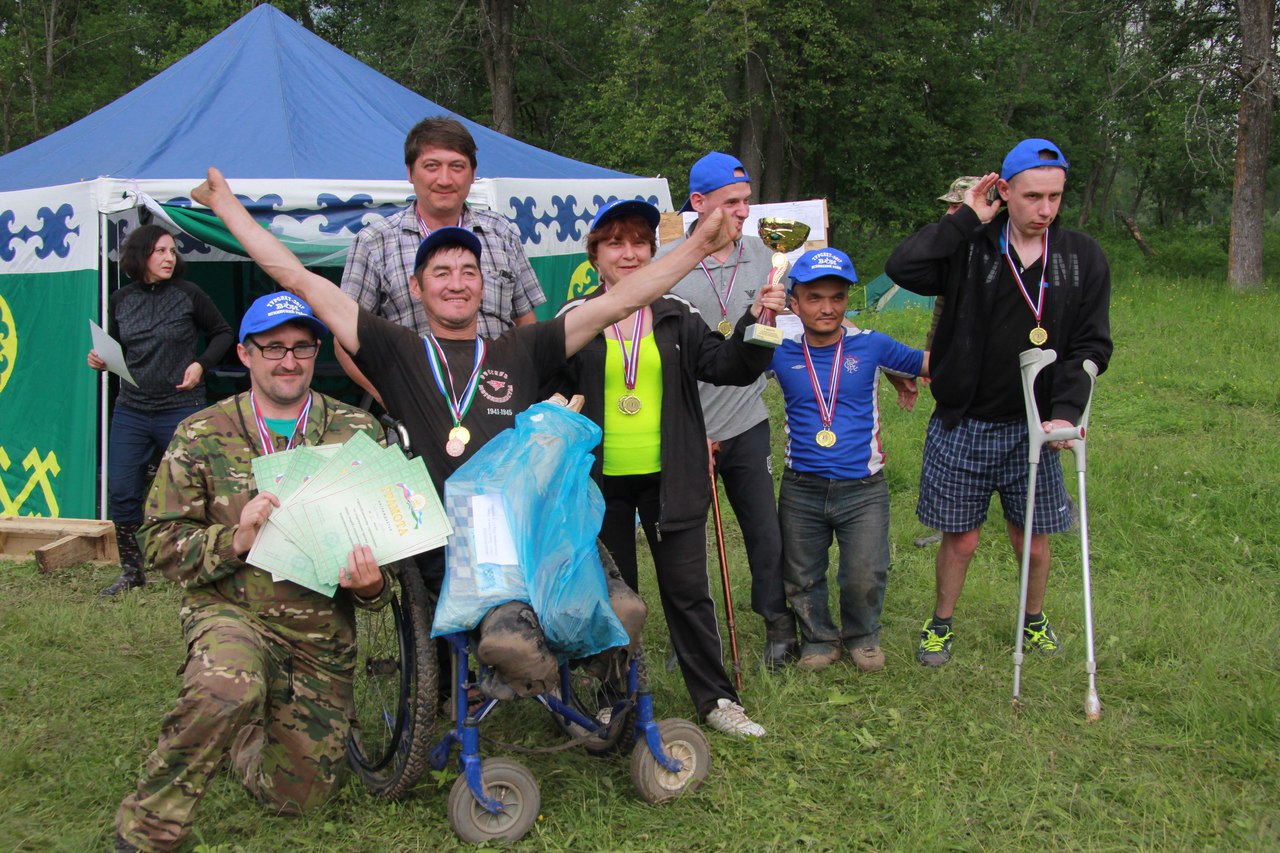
[98, 210, 110, 521]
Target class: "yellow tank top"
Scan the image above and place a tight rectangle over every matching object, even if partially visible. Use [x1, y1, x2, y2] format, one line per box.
[603, 332, 663, 475]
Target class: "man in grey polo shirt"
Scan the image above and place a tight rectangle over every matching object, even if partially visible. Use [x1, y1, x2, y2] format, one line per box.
[336, 115, 545, 403]
[658, 151, 797, 669]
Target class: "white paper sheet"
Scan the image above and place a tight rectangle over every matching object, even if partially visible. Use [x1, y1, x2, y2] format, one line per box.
[471, 493, 518, 565]
[89, 320, 138, 387]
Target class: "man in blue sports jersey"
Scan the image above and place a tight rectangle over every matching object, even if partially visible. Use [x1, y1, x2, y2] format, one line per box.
[769, 248, 927, 672]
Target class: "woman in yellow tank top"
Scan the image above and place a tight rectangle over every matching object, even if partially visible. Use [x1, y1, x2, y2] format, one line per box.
[561, 199, 783, 738]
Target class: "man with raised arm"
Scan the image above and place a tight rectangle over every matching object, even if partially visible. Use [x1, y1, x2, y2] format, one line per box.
[884, 139, 1112, 668]
[335, 115, 545, 404]
[191, 168, 783, 732]
[113, 293, 387, 853]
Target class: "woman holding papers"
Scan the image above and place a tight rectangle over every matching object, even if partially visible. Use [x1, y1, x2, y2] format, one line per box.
[87, 224, 233, 596]
[557, 200, 782, 738]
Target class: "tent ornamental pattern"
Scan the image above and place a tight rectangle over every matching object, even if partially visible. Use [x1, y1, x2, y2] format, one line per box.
[2, 205, 80, 261]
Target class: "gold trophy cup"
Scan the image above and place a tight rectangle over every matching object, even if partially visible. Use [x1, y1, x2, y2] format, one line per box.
[747, 217, 811, 347]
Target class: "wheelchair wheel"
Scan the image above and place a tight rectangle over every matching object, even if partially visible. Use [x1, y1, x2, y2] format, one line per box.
[448, 757, 541, 844]
[347, 560, 437, 800]
[630, 718, 711, 804]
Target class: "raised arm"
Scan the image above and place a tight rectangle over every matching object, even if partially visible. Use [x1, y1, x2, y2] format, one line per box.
[191, 168, 361, 355]
[562, 208, 735, 356]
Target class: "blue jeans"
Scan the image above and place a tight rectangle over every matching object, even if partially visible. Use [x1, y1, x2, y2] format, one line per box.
[778, 468, 890, 654]
[107, 404, 203, 524]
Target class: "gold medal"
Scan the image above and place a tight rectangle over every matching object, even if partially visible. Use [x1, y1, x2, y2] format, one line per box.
[448, 425, 471, 445]
[445, 438, 465, 457]
[718, 319, 733, 337]
[618, 394, 642, 415]
[1029, 326, 1048, 346]
[816, 428, 837, 448]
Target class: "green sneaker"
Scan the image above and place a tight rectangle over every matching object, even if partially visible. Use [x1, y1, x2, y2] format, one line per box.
[916, 619, 953, 667]
[1023, 614, 1060, 656]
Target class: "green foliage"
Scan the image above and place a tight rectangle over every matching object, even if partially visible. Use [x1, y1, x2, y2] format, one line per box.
[2, 272, 1279, 850]
[0, 0, 1275, 236]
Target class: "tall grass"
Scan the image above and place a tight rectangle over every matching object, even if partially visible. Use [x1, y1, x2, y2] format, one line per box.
[2, 271, 1277, 851]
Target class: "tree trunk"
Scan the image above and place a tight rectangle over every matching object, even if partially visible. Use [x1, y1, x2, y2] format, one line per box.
[1115, 210, 1157, 258]
[479, 0, 517, 137]
[1227, 0, 1276, 291]
[761, 107, 786, 202]
[736, 49, 767, 190]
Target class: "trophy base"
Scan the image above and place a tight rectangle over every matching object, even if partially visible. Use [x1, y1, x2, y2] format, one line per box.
[744, 323, 783, 347]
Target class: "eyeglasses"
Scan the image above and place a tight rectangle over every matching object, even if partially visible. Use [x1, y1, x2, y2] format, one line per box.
[248, 339, 319, 360]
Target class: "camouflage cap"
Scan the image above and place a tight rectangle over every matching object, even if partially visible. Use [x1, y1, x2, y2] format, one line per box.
[938, 176, 982, 204]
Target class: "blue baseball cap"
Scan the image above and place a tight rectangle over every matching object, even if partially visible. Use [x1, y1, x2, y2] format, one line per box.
[678, 151, 751, 213]
[239, 292, 328, 342]
[590, 198, 661, 233]
[788, 248, 858, 291]
[1001, 138, 1069, 181]
[413, 226, 482, 273]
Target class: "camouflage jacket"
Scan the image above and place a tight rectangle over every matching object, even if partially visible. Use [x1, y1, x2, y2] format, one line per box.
[139, 391, 388, 674]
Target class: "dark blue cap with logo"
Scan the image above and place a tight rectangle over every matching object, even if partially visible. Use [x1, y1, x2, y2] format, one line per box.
[239, 292, 328, 342]
[788, 248, 858, 292]
[413, 226, 483, 273]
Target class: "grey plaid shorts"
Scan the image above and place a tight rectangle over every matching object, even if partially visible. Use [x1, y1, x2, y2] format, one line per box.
[917, 415, 1074, 534]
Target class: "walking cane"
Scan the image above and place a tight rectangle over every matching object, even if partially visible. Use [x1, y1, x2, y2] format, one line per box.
[1012, 348, 1101, 720]
[710, 442, 744, 690]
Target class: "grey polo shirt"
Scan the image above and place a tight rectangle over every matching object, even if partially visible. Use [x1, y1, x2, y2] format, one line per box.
[660, 233, 775, 441]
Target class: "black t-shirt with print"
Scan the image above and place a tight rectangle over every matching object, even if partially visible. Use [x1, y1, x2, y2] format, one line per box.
[353, 308, 569, 493]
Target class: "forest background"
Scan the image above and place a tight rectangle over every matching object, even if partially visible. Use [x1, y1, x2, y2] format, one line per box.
[2, 0, 1277, 286]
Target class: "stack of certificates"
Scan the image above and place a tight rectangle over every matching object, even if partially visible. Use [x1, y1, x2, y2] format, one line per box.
[246, 431, 451, 596]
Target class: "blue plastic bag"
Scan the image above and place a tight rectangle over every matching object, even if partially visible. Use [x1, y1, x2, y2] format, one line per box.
[433, 403, 629, 660]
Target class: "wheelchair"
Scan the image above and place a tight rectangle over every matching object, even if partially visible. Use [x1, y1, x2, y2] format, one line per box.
[345, 417, 711, 844]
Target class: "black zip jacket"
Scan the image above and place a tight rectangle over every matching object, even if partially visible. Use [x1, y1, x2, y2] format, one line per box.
[559, 292, 773, 534]
[885, 206, 1112, 427]
[108, 279, 234, 411]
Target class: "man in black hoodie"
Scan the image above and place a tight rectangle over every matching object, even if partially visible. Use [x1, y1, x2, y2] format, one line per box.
[885, 139, 1111, 668]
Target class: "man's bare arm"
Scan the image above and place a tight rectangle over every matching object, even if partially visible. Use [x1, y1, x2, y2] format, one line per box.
[334, 343, 384, 407]
[191, 168, 361, 356]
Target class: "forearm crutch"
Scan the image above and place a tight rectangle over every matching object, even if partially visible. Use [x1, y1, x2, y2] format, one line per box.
[710, 445, 743, 690]
[1013, 348, 1101, 720]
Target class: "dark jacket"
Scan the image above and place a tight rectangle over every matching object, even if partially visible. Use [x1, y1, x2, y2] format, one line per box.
[559, 292, 773, 533]
[885, 206, 1112, 427]
[109, 278, 234, 411]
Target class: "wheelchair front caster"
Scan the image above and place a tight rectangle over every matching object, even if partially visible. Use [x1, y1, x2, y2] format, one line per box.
[448, 757, 541, 843]
[630, 718, 710, 803]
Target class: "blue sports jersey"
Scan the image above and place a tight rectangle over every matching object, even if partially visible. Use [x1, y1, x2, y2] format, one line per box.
[769, 327, 924, 480]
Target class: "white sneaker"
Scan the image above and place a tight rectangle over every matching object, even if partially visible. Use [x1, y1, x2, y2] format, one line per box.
[705, 698, 766, 737]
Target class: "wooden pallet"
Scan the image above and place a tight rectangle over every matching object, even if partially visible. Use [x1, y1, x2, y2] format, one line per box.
[0, 517, 119, 572]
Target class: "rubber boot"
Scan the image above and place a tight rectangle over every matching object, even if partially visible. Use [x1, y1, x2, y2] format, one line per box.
[100, 522, 146, 596]
[476, 601, 558, 699]
[762, 613, 799, 670]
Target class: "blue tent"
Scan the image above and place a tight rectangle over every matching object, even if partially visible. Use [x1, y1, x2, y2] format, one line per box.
[0, 4, 627, 190]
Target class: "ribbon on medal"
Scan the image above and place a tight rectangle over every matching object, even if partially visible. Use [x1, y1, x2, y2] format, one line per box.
[423, 334, 486, 457]
[700, 242, 743, 338]
[1002, 221, 1050, 346]
[802, 334, 843, 448]
[252, 391, 313, 456]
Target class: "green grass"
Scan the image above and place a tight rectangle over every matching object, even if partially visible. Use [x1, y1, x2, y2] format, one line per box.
[3, 272, 1279, 851]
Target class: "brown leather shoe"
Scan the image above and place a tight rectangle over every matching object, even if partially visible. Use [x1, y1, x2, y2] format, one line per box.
[849, 645, 885, 673]
[796, 646, 842, 672]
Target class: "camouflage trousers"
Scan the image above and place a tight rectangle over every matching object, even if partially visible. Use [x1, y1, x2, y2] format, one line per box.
[115, 615, 353, 852]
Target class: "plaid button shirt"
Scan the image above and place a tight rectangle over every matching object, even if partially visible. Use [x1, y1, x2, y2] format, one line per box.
[340, 204, 545, 339]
